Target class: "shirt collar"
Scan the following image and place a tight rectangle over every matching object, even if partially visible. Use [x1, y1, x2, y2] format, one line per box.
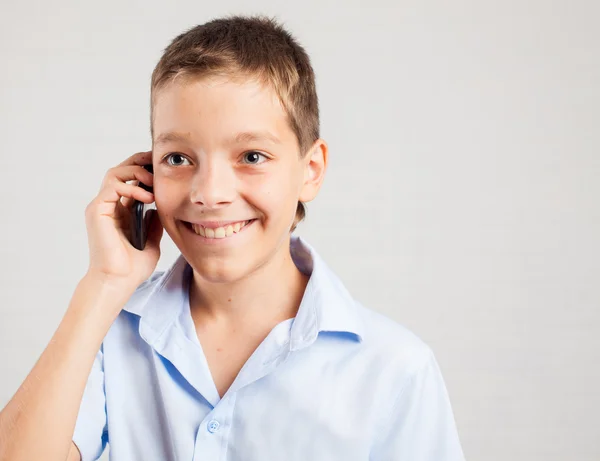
[122, 235, 365, 348]
[288, 235, 365, 350]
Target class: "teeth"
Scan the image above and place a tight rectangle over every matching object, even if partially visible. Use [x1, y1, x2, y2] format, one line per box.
[191, 220, 251, 239]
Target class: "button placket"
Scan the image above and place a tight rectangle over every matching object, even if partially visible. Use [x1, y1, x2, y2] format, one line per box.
[193, 393, 237, 461]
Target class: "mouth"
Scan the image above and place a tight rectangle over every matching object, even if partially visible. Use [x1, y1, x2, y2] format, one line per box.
[182, 219, 257, 241]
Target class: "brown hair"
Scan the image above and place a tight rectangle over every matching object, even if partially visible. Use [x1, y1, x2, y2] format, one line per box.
[150, 15, 320, 232]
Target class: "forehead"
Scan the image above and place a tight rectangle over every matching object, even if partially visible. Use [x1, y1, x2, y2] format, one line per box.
[152, 76, 296, 148]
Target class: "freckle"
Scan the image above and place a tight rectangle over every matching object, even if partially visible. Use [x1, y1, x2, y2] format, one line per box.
[228, 298, 232, 302]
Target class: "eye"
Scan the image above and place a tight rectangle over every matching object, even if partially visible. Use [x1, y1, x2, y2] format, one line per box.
[164, 153, 191, 166]
[242, 151, 268, 165]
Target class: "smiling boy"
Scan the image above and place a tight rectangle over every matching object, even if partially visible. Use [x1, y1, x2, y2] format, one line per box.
[151, 73, 319, 400]
[0, 15, 465, 461]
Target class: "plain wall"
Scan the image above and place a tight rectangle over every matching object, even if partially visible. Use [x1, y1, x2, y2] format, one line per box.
[1, 0, 598, 459]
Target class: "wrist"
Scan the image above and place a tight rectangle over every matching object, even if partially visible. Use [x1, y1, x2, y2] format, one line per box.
[69, 273, 138, 325]
[82, 270, 140, 294]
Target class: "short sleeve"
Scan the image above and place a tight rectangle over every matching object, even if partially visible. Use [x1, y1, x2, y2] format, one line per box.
[72, 344, 108, 461]
[371, 351, 466, 461]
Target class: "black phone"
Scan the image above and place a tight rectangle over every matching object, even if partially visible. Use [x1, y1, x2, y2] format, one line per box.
[130, 164, 154, 250]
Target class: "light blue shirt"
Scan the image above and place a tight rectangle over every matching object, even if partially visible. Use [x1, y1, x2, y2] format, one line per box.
[73, 235, 465, 460]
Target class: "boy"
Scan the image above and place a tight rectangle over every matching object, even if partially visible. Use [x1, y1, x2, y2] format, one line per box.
[0, 15, 465, 461]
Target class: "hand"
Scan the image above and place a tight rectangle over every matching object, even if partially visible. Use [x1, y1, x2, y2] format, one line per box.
[84, 151, 163, 290]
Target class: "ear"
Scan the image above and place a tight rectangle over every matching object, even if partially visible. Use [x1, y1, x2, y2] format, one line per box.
[299, 139, 328, 203]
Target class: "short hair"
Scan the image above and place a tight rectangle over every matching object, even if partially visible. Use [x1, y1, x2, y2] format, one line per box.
[150, 15, 320, 232]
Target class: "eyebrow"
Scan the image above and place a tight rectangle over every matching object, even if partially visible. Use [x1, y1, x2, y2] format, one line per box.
[154, 131, 191, 147]
[153, 130, 282, 147]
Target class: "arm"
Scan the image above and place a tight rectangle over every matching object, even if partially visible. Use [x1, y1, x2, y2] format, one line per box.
[0, 150, 163, 461]
[0, 276, 131, 461]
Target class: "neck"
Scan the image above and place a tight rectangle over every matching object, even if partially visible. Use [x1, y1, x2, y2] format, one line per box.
[188, 236, 309, 330]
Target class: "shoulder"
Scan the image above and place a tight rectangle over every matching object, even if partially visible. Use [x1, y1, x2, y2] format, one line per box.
[354, 300, 434, 381]
[345, 300, 450, 422]
[119, 270, 167, 316]
[103, 269, 169, 343]
[133, 270, 167, 296]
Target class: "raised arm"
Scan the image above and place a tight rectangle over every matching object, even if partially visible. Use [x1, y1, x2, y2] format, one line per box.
[0, 151, 163, 461]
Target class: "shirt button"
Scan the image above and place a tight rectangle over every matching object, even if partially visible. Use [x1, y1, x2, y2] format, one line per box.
[207, 420, 220, 433]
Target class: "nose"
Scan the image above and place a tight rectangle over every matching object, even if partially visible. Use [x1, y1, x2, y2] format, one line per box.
[189, 158, 236, 209]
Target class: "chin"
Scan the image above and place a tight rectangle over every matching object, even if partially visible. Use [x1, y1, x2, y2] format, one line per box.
[166, 217, 292, 282]
[187, 256, 257, 284]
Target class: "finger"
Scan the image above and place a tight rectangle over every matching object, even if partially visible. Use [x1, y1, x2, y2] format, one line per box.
[102, 165, 154, 191]
[114, 166, 153, 188]
[121, 191, 136, 210]
[122, 178, 140, 208]
[96, 181, 154, 208]
[115, 201, 132, 232]
[117, 150, 153, 167]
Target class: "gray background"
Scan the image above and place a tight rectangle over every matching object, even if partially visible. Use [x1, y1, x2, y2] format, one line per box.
[1, 0, 598, 460]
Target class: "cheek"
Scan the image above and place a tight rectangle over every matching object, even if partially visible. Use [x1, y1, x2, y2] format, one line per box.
[246, 169, 300, 216]
[154, 179, 187, 219]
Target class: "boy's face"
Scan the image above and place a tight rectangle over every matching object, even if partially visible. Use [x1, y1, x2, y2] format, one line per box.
[151, 76, 326, 282]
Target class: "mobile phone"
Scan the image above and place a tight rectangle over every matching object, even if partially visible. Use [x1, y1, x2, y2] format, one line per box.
[130, 164, 155, 250]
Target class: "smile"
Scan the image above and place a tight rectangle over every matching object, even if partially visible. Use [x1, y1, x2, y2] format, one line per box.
[185, 219, 256, 239]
